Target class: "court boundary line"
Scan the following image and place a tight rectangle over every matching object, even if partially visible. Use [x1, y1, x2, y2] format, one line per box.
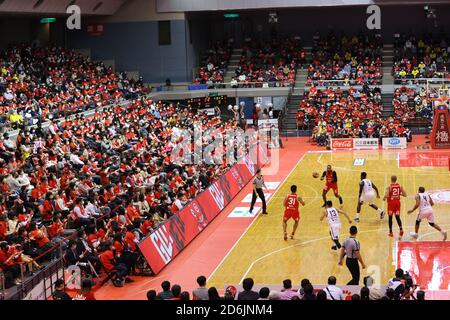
[206, 153, 309, 282]
[316, 154, 449, 176]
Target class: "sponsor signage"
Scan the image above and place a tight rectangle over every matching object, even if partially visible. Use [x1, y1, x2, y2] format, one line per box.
[431, 108, 450, 149]
[428, 189, 450, 204]
[382, 137, 407, 149]
[353, 138, 379, 150]
[139, 144, 269, 274]
[331, 138, 353, 150]
[87, 24, 104, 36]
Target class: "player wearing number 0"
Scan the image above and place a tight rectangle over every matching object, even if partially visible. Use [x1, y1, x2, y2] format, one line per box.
[320, 165, 343, 208]
[283, 185, 305, 240]
[383, 176, 406, 238]
[355, 172, 384, 223]
[407, 186, 447, 241]
[320, 200, 352, 250]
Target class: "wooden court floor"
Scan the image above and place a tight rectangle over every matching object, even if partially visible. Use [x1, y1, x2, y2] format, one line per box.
[208, 151, 450, 288]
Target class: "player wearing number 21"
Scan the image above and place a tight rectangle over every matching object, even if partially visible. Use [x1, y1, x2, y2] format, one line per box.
[383, 175, 406, 239]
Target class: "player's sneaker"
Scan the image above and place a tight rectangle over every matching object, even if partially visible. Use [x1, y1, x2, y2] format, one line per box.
[399, 229, 404, 237]
[354, 217, 360, 223]
[290, 234, 295, 240]
[331, 245, 338, 250]
[388, 232, 393, 237]
[262, 211, 268, 215]
[380, 211, 385, 220]
[283, 233, 288, 241]
[249, 208, 253, 214]
[410, 232, 419, 240]
[442, 231, 447, 241]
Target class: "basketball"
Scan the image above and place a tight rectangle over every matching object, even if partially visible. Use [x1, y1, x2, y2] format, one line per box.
[312, 172, 320, 178]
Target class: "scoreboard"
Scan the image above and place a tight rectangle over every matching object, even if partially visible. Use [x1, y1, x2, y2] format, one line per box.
[185, 94, 228, 111]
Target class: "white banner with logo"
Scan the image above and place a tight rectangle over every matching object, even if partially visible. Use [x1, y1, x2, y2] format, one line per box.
[258, 119, 278, 129]
[353, 138, 379, 150]
[382, 137, 407, 149]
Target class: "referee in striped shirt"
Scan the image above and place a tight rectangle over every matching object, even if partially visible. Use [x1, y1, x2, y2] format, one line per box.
[338, 226, 366, 285]
[249, 169, 268, 215]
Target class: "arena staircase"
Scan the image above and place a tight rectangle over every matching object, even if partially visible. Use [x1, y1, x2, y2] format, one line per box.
[293, 68, 308, 95]
[381, 93, 394, 117]
[281, 46, 312, 136]
[382, 44, 395, 86]
[223, 48, 243, 85]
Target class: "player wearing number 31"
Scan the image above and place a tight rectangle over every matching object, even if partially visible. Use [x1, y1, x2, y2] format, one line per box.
[282, 185, 305, 240]
[407, 186, 447, 241]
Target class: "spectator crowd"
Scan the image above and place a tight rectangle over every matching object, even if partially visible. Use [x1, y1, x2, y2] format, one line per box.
[307, 32, 383, 86]
[393, 33, 450, 83]
[0, 95, 245, 289]
[0, 45, 149, 130]
[230, 38, 301, 88]
[140, 270, 425, 301]
[294, 85, 412, 147]
[193, 41, 233, 88]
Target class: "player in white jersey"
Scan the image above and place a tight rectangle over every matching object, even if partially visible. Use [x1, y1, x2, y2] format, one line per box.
[355, 172, 384, 223]
[320, 200, 352, 250]
[407, 186, 447, 241]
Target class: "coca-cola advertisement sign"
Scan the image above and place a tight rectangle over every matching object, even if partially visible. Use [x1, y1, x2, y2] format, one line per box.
[331, 138, 353, 150]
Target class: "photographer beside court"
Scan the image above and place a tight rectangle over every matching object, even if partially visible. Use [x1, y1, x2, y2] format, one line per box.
[387, 268, 418, 300]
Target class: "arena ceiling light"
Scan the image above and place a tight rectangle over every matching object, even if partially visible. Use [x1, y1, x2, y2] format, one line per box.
[224, 13, 240, 18]
[40, 17, 56, 23]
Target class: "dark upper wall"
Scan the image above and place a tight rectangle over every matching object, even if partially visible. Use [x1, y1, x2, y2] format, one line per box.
[203, 4, 450, 45]
[0, 17, 66, 50]
[67, 20, 194, 83]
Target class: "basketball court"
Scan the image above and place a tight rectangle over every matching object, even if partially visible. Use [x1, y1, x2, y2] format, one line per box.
[94, 136, 450, 299]
[206, 139, 450, 291]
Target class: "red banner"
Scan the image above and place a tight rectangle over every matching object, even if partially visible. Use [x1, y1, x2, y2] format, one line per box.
[331, 138, 353, 150]
[431, 108, 450, 149]
[138, 144, 269, 274]
[87, 24, 104, 36]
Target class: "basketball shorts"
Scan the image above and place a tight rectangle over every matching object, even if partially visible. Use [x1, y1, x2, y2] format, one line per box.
[324, 182, 339, 193]
[387, 201, 401, 216]
[329, 223, 341, 240]
[284, 209, 300, 222]
[417, 209, 434, 224]
[360, 191, 376, 205]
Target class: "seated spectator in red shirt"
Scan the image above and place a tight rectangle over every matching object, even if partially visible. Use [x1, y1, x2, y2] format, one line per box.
[28, 221, 53, 257]
[99, 241, 130, 287]
[0, 242, 22, 285]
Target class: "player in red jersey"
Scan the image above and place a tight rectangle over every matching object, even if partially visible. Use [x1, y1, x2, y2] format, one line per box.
[320, 165, 343, 208]
[283, 185, 305, 240]
[383, 175, 407, 238]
